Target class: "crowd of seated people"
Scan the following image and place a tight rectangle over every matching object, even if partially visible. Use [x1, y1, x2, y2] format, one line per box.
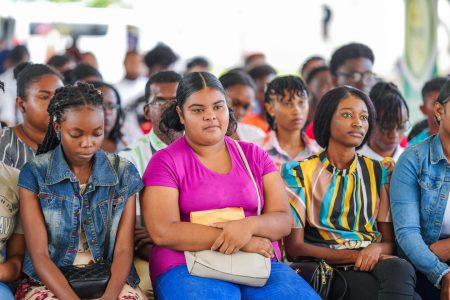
[0, 40, 449, 300]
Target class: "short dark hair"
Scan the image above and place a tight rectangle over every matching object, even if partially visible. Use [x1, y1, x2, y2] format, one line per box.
[144, 43, 178, 69]
[6, 45, 29, 66]
[313, 86, 376, 150]
[421, 77, 447, 100]
[186, 56, 209, 70]
[437, 79, 450, 105]
[144, 71, 182, 101]
[300, 56, 325, 76]
[264, 76, 309, 130]
[219, 70, 255, 90]
[305, 66, 331, 84]
[14, 62, 62, 100]
[47, 55, 73, 69]
[160, 72, 237, 136]
[70, 63, 102, 84]
[369, 81, 409, 130]
[247, 64, 276, 81]
[329, 43, 374, 75]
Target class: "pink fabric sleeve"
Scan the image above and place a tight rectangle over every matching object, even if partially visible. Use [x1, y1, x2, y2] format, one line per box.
[142, 149, 178, 188]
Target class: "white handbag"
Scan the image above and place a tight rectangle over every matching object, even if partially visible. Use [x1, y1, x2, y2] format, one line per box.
[184, 140, 271, 287]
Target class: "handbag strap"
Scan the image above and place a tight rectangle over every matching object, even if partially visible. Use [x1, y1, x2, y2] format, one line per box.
[103, 155, 120, 260]
[233, 140, 261, 216]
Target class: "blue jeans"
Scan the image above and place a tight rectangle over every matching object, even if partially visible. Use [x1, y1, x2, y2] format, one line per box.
[155, 261, 320, 300]
[0, 282, 14, 300]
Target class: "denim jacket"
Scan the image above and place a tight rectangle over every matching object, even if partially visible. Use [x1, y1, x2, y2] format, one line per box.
[18, 145, 143, 287]
[391, 134, 450, 287]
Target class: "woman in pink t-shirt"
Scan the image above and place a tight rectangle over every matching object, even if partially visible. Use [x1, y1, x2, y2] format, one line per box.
[141, 72, 319, 300]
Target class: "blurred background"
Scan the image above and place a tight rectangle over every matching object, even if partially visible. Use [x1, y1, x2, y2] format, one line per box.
[1, 0, 449, 123]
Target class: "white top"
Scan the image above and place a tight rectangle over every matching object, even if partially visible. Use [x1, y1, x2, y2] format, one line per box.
[358, 144, 404, 162]
[441, 193, 450, 238]
[115, 76, 148, 107]
[236, 122, 266, 146]
[0, 69, 18, 125]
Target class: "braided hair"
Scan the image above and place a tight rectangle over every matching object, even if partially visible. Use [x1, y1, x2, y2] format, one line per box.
[264, 76, 309, 131]
[37, 82, 104, 155]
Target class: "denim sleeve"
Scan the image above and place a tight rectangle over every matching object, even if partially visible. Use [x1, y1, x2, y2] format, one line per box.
[391, 149, 450, 287]
[122, 159, 144, 199]
[17, 162, 39, 194]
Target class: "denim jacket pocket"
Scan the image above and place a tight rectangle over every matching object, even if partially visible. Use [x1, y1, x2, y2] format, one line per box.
[418, 174, 443, 219]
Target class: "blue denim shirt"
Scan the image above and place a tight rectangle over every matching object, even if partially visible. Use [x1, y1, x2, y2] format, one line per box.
[18, 145, 143, 287]
[391, 134, 450, 287]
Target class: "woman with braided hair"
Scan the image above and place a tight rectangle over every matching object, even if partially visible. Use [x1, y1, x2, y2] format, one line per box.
[16, 82, 145, 299]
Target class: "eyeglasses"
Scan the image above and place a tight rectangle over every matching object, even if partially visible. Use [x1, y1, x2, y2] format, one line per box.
[103, 103, 121, 111]
[377, 120, 411, 134]
[147, 99, 177, 108]
[336, 71, 377, 84]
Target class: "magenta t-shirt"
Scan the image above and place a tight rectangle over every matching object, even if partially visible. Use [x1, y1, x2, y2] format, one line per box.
[142, 136, 280, 282]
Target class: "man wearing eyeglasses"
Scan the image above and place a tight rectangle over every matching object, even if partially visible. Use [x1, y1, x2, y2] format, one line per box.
[330, 42, 377, 94]
[119, 71, 182, 299]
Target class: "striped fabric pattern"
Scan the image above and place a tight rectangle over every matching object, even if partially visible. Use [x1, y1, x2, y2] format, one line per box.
[0, 127, 35, 170]
[282, 151, 391, 247]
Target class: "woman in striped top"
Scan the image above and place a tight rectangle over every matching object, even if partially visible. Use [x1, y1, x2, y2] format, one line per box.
[282, 86, 419, 299]
[0, 63, 63, 169]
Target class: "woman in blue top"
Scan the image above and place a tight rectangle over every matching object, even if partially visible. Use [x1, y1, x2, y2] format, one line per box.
[16, 82, 144, 300]
[391, 79, 450, 300]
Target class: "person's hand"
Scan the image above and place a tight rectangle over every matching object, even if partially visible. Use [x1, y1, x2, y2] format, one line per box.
[210, 219, 253, 255]
[354, 243, 382, 272]
[441, 272, 450, 300]
[241, 237, 274, 258]
[134, 227, 153, 251]
[430, 239, 450, 262]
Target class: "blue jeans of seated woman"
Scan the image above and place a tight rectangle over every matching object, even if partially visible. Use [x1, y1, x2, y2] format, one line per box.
[155, 261, 320, 300]
[0, 282, 14, 300]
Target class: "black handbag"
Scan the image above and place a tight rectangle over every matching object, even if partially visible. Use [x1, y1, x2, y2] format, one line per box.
[290, 258, 348, 300]
[59, 156, 119, 299]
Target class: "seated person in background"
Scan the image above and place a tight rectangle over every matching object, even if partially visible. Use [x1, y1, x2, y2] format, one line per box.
[299, 56, 326, 81]
[64, 62, 102, 85]
[305, 65, 333, 126]
[16, 82, 145, 300]
[391, 79, 450, 300]
[0, 93, 26, 300]
[120, 71, 183, 298]
[90, 81, 128, 153]
[141, 72, 319, 300]
[241, 64, 277, 132]
[262, 76, 321, 169]
[219, 70, 266, 144]
[0, 62, 63, 169]
[358, 81, 409, 161]
[283, 86, 419, 300]
[408, 77, 447, 145]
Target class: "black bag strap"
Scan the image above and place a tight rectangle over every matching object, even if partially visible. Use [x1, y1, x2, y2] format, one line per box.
[103, 155, 120, 260]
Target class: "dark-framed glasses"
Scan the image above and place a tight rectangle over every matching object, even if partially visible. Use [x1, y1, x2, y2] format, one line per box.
[147, 99, 177, 108]
[103, 103, 121, 110]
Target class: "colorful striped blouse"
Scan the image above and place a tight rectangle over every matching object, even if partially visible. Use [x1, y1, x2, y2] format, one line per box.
[282, 151, 392, 249]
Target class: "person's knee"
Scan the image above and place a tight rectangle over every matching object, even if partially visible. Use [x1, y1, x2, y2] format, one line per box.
[375, 258, 416, 285]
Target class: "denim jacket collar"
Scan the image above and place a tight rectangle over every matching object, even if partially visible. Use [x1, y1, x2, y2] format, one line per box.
[45, 145, 118, 186]
[430, 134, 447, 164]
